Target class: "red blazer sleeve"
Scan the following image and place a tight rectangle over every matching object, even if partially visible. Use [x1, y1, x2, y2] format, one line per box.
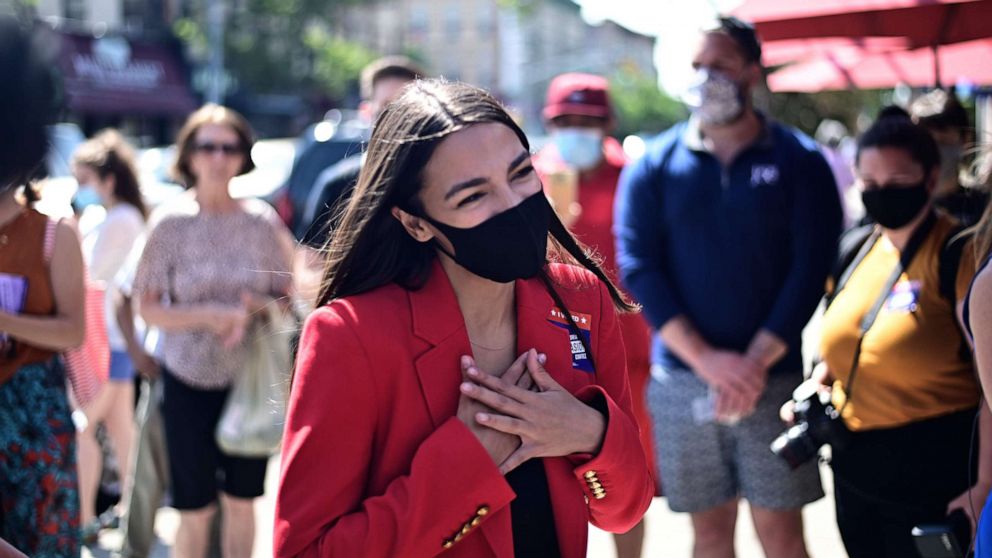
[568, 281, 654, 533]
[274, 304, 515, 557]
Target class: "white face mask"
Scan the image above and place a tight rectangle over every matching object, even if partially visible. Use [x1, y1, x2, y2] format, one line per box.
[683, 69, 745, 127]
[552, 127, 604, 171]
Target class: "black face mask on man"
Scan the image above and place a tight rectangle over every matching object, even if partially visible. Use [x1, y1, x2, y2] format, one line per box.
[861, 181, 931, 229]
[420, 191, 550, 283]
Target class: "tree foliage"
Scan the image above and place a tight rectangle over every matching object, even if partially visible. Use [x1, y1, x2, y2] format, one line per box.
[610, 66, 687, 138]
[304, 26, 378, 102]
[173, 0, 371, 103]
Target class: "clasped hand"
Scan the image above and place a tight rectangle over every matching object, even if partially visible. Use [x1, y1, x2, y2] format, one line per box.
[457, 348, 605, 475]
[695, 349, 768, 422]
[205, 291, 272, 349]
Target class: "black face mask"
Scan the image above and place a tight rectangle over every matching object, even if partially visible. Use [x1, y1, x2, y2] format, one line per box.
[861, 181, 931, 230]
[420, 191, 550, 283]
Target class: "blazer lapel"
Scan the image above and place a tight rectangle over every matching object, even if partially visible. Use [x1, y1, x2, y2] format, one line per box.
[410, 261, 470, 429]
[515, 274, 580, 394]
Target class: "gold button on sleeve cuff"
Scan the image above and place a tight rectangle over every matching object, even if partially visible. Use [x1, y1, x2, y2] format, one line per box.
[584, 470, 597, 479]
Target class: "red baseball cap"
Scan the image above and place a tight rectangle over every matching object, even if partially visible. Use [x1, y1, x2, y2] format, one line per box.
[543, 73, 612, 121]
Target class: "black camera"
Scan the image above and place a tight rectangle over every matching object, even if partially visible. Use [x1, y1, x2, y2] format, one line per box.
[912, 509, 972, 558]
[770, 382, 848, 469]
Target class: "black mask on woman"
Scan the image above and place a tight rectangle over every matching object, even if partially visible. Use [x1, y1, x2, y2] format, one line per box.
[420, 191, 550, 283]
[861, 181, 930, 229]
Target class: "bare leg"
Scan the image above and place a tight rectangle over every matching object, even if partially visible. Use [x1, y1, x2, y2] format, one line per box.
[220, 493, 255, 558]
[612, 518, 646, 558]
[173, 504, 217, 558]
[76, 428, 101, 527]
[76, 385, 113, 527]
[102, 381, 135, 515]
[690, 498, 738, 558]
[750, 505, 809, 558]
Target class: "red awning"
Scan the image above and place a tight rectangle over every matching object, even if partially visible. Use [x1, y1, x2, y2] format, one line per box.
[734, 0, 992, 48]
[768, 37, 992, 91]
[55, 31, 198, 117]
[761, 37, 911, 66]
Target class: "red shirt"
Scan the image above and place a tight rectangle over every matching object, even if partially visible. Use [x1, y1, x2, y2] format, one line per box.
[535, 137, 651, 368]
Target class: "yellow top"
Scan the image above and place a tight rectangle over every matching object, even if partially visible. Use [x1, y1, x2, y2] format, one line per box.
[822, 213, 979, 431]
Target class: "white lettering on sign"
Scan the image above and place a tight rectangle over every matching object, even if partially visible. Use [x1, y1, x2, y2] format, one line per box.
[72, 54, 165, 89]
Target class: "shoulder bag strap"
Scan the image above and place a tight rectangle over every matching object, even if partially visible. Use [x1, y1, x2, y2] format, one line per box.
[842, 212, 937, 406]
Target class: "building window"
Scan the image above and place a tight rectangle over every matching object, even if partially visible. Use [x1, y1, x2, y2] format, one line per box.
[477, 9, 494, 35]
[444, 6, 461, 41]
[65, 0, 87, 21]
[408, 8, 429, 35]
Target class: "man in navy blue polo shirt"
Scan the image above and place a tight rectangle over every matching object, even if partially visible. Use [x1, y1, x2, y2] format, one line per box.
[615, 17, 842, 558]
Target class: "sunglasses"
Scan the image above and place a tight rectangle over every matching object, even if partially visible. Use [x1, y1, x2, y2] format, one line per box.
[194, 142, 242, 155]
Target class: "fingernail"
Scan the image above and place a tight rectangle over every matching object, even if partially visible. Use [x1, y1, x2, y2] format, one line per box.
[460, 382, 474, 393]
[476, 412, 489, 422]
[538, 353, 547, 364]
[461, 355, 471, 367]
[466, 367, 479, 377]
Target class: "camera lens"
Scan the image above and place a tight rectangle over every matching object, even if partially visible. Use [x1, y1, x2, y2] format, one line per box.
[770, 423, 821, 470]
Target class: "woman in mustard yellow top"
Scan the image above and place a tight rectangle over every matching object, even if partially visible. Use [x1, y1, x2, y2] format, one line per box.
[812, 114, 988, 558]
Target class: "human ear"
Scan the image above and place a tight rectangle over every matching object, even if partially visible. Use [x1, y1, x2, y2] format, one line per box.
[391, 206, 435, 243]
[743, 63, 763, 89]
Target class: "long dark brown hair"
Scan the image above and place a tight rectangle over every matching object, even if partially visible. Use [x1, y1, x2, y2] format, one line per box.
[0, 17, 57, 203]
[316, 79, 634, 313]
[72, 129, 148, 219]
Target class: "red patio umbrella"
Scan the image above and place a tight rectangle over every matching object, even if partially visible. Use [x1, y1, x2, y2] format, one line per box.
[762, 37, 911, 66]
[734, 0, 992, 47]
[767, 37, 992, 91]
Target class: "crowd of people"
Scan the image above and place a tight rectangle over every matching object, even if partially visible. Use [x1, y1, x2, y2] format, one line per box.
[3, 11, 992, 558]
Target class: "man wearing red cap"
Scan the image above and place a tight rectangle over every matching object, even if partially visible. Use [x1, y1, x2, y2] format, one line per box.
[534, 72, 656, 558]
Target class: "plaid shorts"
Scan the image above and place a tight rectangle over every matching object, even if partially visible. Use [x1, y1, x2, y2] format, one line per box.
[648, 365, 824, 513]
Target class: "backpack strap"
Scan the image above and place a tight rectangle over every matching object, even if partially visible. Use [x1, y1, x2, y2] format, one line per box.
[939, 225, 973, 364]
[938, 225, 969, 305]
[826, 224, 878, 309]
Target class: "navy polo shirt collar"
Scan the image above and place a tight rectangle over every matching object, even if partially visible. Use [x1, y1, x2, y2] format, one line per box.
[682, 112, 775, 154]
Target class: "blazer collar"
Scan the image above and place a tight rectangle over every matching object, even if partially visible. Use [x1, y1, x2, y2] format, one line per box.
[409, 259, 560, 346]
[409, 259, 466, 346]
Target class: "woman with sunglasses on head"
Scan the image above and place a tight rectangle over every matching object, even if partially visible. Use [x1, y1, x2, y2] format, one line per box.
[132, 105, 294, 558]
[274, 80, 653, 558]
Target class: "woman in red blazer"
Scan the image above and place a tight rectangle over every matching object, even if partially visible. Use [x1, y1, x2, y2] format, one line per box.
[274, 80, 653, 558]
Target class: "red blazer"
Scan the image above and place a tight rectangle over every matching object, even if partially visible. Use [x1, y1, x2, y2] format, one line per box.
[274, 261, 653, 557]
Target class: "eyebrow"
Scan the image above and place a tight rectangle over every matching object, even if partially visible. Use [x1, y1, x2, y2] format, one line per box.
[443, 150, 531, 201]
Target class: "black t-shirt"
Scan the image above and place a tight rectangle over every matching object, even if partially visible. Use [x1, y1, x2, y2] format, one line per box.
[506, 458, 561, 557]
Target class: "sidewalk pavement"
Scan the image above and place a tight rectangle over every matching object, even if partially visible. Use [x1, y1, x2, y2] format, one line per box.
[86, 459, 846, 558]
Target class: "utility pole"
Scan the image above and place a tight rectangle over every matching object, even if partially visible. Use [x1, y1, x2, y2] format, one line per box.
[206, 0, 225, 104]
